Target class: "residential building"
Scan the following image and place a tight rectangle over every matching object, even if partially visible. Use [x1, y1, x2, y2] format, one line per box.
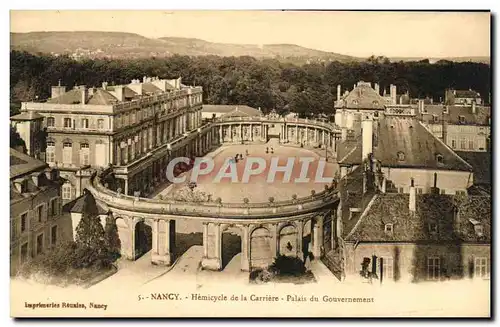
[10, 148, 73, 276]
[201, 104, 262, 121]
[336, 108, 474, 195]
[445, 89, 483, 106]
[418, 103, 491, 153]
[16, 76, 204, 202]
[342, 189, 490, 283]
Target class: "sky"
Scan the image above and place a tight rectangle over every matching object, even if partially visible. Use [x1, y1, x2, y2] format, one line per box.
[10, 10, 491, 58]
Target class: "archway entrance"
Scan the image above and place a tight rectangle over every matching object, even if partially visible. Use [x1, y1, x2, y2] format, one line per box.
[250, 227, 273, 269]
[221, 226, 242, 270]
[302, 219, 312, 260]
[134, 221, 152, 259]
[279, 224, 298, 257]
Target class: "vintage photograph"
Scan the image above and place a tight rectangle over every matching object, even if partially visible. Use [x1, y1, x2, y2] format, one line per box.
[9, 10, 491, 318]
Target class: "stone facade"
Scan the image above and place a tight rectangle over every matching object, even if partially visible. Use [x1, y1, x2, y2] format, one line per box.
[17, 77, 204, 203]
[10, 149, 73, 276]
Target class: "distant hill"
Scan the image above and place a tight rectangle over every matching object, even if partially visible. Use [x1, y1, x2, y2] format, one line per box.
[10, 31, 490, 65]
[391, 56, 490, 65]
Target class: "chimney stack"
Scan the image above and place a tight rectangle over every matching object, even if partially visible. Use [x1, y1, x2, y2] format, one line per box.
[472, 100, 477, 114]
[81, 85, 88, 105]
[337, 85, 341, 102]
[409, 178, 416, 212]
[374, 83, 380, 95]
[390, 84, 397, 105]
[418, 99, 424, 113]
[361, 115, 373, 161]
[51, 81, 66, 99]
[341, 127, 348, 141]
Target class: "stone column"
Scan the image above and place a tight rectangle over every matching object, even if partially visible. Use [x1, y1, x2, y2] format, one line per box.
[116, 143, 122, 165]
[202, 222, 209, 258]
[312, 215, 324, 259]
[296, 220, 304, 261]
[201, 222, 222, 270]
[269, 224, 278, 259]
[124, 178, 129, 195]
[305, 127, 308, 145]
[240, 225, 250, 271]
[219, 125, 223, 143]
[116, 217, 135, 260]
[296, 125, 299, 144]
[151, 219, 175, 266]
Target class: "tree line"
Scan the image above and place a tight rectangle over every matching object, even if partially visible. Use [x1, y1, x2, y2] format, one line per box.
[10, 51, 491, 117]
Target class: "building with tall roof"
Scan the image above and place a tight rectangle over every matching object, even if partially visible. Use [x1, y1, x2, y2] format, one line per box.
[15, 76, 204, 203]
[342, 189, 490, 283]
[445, 89, 483, 106]
[333, 81, 411, 140]
[10, 148, 73, 276]
[336, 106, 474, 196]
[201, 104, 262, 121]
[418, 102, 491, 153]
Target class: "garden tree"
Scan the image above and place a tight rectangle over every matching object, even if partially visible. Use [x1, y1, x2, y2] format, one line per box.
[10, 50, 492, 114]
[75, 193, 106, 249]
[104, 214, 121, 260]
[10, 126, 26, 151]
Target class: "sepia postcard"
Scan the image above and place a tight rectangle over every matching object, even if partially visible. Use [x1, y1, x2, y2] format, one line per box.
[9, 10, 492, 318]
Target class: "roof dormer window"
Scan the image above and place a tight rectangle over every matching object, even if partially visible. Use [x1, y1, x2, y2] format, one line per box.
[352, 100, 358, 105]
[475, 225, 484, 237]
[397, 151, 405, 161]
[459, 115, 466, 124]
[436, 154, 444, 165]
[372, 100, 379, 106]
[432, 115, 439, 123]
[429, 222, 438, 234]
[384, 223, 393, 234]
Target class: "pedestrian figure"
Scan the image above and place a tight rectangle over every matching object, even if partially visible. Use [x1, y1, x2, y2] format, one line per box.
[266, 147, 269, 154]
[245, 149, 249, 156]
[271, 147, 274, 154]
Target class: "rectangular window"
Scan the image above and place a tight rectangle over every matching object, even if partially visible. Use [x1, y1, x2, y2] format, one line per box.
[62, 185, 72, 200]
[380, 257, 394, 280]
[36, 234, 44, 255]
[451, 139, 456, 148]
[474, 257, 489, 279]
[440, 189, 446, 195]
[50, 198, 58, 216]
[20, 213, 28, 233]
[427, 257, 441, 280]
[20, 243, 28, 264]
[460, 139, 466, 149]
[417, 188, 423, 194]
[432, 115, 439, 123]
[468, 140, 474, 150]
[97, 119, 104, 130]
[398, 187, 404, 194]
[62, 142, 72, 164]
[51, 225, 58, 245]
[47, 117, 55, 127]
[63, 118, 72, 128]
[80, 143, 90, 166]
[37, 205, 43, 223]
[81, 118, 89, 129]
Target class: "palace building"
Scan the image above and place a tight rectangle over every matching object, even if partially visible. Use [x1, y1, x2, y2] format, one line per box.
[15, 76, 204, 203]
